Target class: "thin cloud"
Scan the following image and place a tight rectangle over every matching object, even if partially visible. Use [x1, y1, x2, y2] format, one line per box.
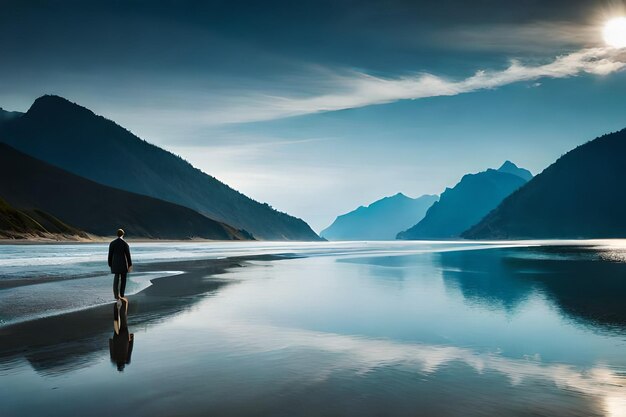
[435, 21, 601, 53]
[201, 47, 626, 125]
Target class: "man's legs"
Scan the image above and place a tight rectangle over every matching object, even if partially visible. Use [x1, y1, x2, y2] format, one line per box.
[119, 273, 127, 298]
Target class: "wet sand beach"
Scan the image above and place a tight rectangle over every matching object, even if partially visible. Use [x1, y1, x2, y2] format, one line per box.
[0, 255, 284, 368]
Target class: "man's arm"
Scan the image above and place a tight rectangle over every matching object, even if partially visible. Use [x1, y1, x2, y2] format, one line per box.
[108, 242, 113, 268]
[125, 242, 132, 269]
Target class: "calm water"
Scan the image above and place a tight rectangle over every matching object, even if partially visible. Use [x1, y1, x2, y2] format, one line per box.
[1, 241, 625, 416]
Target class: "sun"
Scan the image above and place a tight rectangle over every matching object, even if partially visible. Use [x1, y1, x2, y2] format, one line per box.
[604, 17, 626, 48]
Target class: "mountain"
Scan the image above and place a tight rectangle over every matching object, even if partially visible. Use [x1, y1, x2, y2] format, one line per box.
[0, 107, 22, 123]
[397, 162, 531, 239]
[321, 193, 438, 240]
[463, 128, 626, 239]
[0, 197, 88, 240]
[0, 144, 252, 240]
[0, 95, 321, 240]
[497, 160, 533, 181]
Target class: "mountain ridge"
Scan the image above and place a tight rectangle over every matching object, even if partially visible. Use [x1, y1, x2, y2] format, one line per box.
[0, 107, 23, 123]
[0, 143, 252, 240]
[0, 95, 321, 240]
[321, 193, 438, 240]
[497, 160, 533, 181]
[463, 128, 626, 239]
[397, 163, 531, 239]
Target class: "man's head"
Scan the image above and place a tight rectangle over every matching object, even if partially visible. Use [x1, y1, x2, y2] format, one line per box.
[117, 229, 125, 238]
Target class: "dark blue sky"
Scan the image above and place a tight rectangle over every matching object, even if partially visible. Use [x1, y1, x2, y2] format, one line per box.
[2, 0, 626, 230]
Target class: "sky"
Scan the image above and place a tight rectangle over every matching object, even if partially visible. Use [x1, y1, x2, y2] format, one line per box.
[2, 0, 626, 231]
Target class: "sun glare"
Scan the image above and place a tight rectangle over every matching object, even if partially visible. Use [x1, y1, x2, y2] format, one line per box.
[604, 17, 626, 48]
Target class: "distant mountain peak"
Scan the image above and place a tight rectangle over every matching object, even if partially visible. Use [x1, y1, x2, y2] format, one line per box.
[1, 95, 321, 240]
[27, 95, 95, 118]
[498, 160, 518, 170]
[383, 192, 409, 202]
[463, 127, 626, 239]
[397, 165, 529, 240]
[0, 107, 23, 122]
[30, 94, 73, 108]
[321, 193, 438, 241]
[497, 160, 533, 181]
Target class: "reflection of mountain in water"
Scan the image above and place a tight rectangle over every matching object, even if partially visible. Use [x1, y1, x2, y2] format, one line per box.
[438, 248, 537, 312]
[438, 247, 626, 332]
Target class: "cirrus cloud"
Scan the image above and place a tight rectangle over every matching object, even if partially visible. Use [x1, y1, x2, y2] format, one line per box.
[198, 47, 626, 125]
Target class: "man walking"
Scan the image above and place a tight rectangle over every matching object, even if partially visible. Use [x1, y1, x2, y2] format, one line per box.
[108, 228, 132, 300]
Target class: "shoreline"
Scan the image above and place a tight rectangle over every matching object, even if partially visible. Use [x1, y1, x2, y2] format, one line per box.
[3, 238, 626, 246]
[0, 271, 106, 290]
[0, 237, 262, 245]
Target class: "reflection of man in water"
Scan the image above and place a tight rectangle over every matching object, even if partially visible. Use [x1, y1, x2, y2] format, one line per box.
[108, 228, 132, 301]
[109, 298, 134, 371]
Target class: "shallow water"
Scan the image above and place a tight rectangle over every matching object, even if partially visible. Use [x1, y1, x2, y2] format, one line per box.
[1, 241, 625, 416]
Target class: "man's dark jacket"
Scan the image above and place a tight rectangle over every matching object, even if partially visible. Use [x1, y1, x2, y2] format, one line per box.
[108, 237, 132, 274]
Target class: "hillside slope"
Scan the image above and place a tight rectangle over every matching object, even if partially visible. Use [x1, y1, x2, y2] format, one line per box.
[397, 162, 530, 239]
[463, 129, 626, 239]
[0, 144, 251, 240]
[0, 198, 88, 239]
[0, 95, 320, 240]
